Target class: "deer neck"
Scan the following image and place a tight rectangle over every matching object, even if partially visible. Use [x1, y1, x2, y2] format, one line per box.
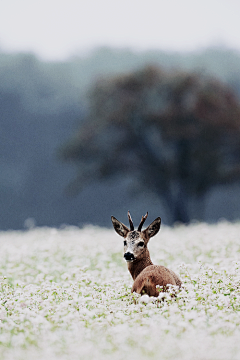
[127, 248, 153, 280]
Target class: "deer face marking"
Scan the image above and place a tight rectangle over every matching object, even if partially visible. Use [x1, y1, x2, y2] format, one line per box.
[111, 211, 161, 263]
[123, 231, 146, 262]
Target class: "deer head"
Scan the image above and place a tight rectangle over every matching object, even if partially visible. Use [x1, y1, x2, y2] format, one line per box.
[111, 211, 161, 262]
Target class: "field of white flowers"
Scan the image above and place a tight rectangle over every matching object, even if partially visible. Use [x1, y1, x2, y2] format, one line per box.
[0, 221, 239, 360]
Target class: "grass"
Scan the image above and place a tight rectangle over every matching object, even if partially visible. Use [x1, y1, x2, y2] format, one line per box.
[0, 221, 239, 359]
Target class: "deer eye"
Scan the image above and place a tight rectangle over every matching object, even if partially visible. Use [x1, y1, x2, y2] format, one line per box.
[124, 240, 127, 246]
[138, 241, 144, 247]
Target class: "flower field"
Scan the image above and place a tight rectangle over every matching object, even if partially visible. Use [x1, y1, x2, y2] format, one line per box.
[0, 221, 239, 360]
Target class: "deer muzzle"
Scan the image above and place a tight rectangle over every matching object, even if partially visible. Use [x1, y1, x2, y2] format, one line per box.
[124, 252, 135, 262]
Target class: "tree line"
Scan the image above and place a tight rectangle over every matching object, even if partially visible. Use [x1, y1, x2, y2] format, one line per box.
[1, 48, 240, 228]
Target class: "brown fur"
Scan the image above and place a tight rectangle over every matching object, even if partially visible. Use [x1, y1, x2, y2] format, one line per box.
[111, 212, 181, 297]
[132, 265, 181, 297]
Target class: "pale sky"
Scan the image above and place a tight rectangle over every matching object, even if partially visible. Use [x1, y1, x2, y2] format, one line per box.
[0, 0, 239, 61]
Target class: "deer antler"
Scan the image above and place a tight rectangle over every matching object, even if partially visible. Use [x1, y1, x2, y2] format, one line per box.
[128, 211, 134, 231]
[138, 212, 148, 231]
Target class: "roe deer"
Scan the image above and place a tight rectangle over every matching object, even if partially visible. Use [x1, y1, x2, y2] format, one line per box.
[111, 211, 181, 297]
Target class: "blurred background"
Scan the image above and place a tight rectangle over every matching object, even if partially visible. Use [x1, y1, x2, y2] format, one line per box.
[1, 0, 240, 229]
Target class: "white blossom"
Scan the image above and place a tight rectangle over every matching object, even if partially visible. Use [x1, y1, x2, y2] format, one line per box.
[0, 223, 239, 359]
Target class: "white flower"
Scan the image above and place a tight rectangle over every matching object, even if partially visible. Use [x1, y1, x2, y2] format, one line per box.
[139, 294, 150, 304]
[0, 223, 239, 359]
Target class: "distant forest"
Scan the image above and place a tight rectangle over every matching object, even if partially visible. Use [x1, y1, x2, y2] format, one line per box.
[1, 47, 240, 230]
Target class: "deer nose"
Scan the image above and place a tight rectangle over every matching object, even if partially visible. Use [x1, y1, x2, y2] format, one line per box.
[124, 252, 135, 261]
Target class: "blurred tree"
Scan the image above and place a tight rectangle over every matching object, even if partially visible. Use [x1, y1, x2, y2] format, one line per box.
[60, 66, 240, 223]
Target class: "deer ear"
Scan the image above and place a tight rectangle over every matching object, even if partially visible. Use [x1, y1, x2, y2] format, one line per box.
[142, 217, 161, 239]
[111, 216, 130, 238]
